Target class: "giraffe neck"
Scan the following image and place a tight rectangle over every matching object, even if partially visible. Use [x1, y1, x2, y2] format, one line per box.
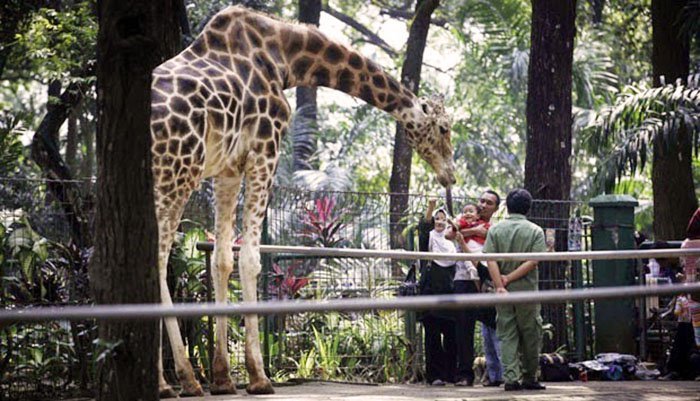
[278, 24, 419, 122]
[192, 6, 421, 125]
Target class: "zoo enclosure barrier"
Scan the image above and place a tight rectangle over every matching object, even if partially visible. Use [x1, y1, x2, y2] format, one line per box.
[1, 177, 661, 399]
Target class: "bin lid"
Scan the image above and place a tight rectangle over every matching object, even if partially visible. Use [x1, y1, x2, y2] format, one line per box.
[589, 194, 638, 208]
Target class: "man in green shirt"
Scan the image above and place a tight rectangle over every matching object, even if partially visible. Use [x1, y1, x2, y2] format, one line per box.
[482, 188, 547, 391]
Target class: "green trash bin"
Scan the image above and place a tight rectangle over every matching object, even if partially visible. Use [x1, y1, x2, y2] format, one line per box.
[589, 195, 638, 355]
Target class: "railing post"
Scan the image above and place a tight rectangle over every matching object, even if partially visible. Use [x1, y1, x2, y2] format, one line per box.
[204, 249, 214, 386]
[589, 194, 638, 354]
[404, 226, 418, 380]
[261, 209, 272, 375]
[569, 210, 586, 361]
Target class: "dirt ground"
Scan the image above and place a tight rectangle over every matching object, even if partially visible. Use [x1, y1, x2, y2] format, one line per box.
[195, 380, 700, 401]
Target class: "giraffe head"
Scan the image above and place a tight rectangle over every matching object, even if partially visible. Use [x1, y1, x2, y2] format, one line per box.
[405, 95, 456, 188]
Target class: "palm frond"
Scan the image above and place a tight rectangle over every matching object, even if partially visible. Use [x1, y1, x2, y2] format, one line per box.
[584, 80, 700, 191]
[681, 0, 700, 36]
[572, 29, 619, 108]
[454, 0, 531, 90]
[291, 102, 318, 171]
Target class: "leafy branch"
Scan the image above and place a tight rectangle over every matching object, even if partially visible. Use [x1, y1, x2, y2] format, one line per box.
[583, 78, 700, 191]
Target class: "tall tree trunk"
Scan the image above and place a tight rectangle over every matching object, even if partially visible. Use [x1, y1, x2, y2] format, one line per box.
[524, 0, 576, 352]
[524, 0, 575, 201]
[30, 78, 92, 247]
[590, 0, 605, 24]
[66, 111, 79, 174]
[47, 80, 63, 145]
[90, 1, 179, 399]
[80, 102, 95, 179]
[294, 0, 321, 171]
[389, 0, 439, 269]
[651, 0, 696, 241]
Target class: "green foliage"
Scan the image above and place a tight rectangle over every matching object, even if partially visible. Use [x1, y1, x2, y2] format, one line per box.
[2, 322, 78, 399]
[312, 326, 341, 380]
[572, 29, 619, 108]
[0, 111, 25, 176]
[170, 226, 209, 300]
[583, 80, 700, 192]
[287, 103, 394, 193]
[0, 216, 95, 398]
[282, 311, 413, 383]
[13, 1, 96, 80]
[601, 0, 652, 84]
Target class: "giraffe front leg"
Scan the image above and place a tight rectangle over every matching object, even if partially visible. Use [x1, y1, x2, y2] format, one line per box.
[210, 175, 243, 395]
[239, 175, 275, 394]
[239, 243, 274, 394]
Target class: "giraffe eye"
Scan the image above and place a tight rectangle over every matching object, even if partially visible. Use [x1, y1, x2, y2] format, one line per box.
[439, 126, 449, 135]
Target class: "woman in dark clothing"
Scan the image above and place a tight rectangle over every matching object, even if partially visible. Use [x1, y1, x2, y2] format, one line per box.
[417, 199, 457, 386]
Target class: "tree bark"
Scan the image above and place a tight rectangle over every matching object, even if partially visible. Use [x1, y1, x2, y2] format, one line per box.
[524, 0, 575, 202]
[323, 5, 398, 57]
[47, 80, 63, 147]
[66, 110, 79, 174]
[590, 0, 605, 24]
[294, 0, 321, 171]
[89, 1, 179, 399]
[30, 79, 92, 247]
[389, 0, 439, 270]
[651, 0, 696, 241]
[524, 0, 576, 352]
[80, 103, 95, 179]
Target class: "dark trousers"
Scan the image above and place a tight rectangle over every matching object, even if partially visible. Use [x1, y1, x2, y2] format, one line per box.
[454, 280, 478, 382]
[423, 316, 456, 383]
[668, 322, 698, 378]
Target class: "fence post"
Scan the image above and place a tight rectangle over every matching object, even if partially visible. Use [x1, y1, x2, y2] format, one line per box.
[205, 249, 214, 386]
[589, 194, 638, 355]
[569, 209, 586, 361]
[261, 211, 272, 375]
[404, 226, 419, 380]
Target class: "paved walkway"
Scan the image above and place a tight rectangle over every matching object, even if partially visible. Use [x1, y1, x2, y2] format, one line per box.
[197, 380, 700, 401]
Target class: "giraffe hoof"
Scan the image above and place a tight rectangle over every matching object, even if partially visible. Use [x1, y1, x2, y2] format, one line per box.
[178, 381, 204, 397]
[246, 378, 274, 394]
[159, 385, 178, 399]
[210, 378, 237, 395]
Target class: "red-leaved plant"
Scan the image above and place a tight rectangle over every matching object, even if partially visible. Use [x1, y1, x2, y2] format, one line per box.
[299, 196, 350, 248]
[268, 262, 310, 300]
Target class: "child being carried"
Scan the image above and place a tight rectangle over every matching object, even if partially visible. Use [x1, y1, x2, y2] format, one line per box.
[453, 203, 488, 283]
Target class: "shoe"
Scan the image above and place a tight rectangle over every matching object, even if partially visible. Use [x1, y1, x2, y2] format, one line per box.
[455, 379, 473, 387]
[659, 372, 680, 381]
[484, 380, 503, 387]
[430, 379, 446, 386]
[522, 381, 546, 390]
[504, 382, 522, 391]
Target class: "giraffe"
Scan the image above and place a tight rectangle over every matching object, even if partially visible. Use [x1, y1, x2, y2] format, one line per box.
[151, 5, 456, 397]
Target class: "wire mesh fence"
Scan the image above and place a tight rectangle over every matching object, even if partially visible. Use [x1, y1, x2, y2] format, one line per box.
[1, 177, 594, 399]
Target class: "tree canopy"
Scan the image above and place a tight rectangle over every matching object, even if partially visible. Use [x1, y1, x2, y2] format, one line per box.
[1, 0, 699, 237]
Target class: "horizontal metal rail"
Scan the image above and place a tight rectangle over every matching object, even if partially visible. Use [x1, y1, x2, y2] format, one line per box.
[195, 242, 700, 262]
[3, 282, 699, 322]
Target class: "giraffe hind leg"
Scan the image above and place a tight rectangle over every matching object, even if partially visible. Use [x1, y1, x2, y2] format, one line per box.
[155, 181, 204, 397]
[209, 173, 244, 395]
[239, 151, 281, 394]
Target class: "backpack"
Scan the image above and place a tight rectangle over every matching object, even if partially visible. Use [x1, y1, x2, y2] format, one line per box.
[539, 353, 572, 382]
